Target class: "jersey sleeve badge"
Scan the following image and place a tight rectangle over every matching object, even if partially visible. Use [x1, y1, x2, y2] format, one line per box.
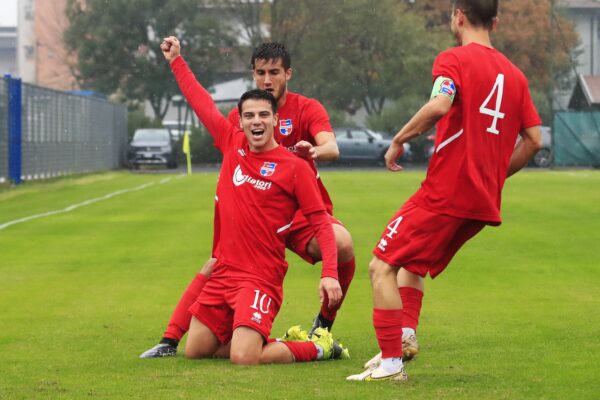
[431, 76, 457, 102]
[279, 119, 293, 136]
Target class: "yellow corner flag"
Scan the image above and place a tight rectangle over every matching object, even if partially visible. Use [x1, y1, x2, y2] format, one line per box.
[182, 132, 192, 175]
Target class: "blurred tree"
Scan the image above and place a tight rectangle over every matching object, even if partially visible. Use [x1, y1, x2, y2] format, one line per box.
[367, 93, 433, 161]
[127, 106, 162, 138]
[64, 0, 235, 120]
[268, 0, 449, 117]
[410, 0, 579, 124]
[217, 0, 270, 47]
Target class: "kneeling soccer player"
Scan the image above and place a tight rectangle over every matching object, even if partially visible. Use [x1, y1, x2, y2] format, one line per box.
[160, 36, 348, 364]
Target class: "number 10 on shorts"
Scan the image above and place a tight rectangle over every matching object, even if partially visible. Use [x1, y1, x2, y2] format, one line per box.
[250, 290, 272, 314]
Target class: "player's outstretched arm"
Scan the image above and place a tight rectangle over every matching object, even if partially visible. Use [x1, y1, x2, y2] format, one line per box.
[385, 95, 451, 172]
[295, 132, 339, 162]
[161, 36, 232, 144]
[507, 125, 542, 177]
[160, 36, 181, 63]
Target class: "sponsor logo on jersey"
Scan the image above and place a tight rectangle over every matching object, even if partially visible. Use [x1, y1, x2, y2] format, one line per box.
[260, 162, 277, 177]
[279, 119, 293, 136]
[440, 80, 456, 97]
[233, 165, 272, 190]
[251, 312, 262, 324]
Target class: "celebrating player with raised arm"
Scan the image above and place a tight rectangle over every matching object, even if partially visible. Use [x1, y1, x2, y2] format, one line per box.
[141, 43, 356, 358]
[153, 37, 347, 365]
[347, 0, 542, 381]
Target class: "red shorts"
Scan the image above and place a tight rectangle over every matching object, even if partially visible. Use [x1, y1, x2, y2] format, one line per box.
[188, 274, 282, 345]
[373, 200, 485, 278]
[285, 211, 343, 264]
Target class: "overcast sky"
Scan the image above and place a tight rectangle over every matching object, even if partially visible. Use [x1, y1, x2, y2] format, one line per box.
[0, 0, 18, 27]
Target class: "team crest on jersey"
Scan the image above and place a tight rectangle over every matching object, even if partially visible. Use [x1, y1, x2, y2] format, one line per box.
[440, 80, 456, 97]
[279, 119, 293, 136]
[260, 162, 277, 177]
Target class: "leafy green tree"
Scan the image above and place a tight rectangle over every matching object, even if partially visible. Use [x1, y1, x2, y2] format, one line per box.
[268, 0, 449, 118]
[65, 0, 235, 119]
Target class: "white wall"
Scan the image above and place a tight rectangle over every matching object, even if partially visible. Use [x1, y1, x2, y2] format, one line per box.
[17, 0, 36, 83]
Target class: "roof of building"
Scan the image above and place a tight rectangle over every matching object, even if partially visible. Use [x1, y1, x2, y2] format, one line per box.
[578, 74, 600, 104]
[568, 74, 600, 109]
[561, 0, 600, 9]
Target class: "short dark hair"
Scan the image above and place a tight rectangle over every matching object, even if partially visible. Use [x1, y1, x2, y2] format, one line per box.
[238, 89, 278, 115]
[453, 0, 498, 30]
[250, 42, 291, 70]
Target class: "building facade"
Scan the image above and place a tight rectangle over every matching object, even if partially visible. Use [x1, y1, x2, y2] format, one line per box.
[17, 0, 77, 90]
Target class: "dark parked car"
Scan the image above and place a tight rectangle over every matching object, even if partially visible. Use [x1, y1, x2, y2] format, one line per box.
[128, 128, 178, 169]
[335, 127, 411, 164]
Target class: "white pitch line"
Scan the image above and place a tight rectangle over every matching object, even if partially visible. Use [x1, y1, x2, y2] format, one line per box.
[0, 181, 157, 231]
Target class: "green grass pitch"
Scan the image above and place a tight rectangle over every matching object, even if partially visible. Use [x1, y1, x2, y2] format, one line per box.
[0, 169, 598, 399]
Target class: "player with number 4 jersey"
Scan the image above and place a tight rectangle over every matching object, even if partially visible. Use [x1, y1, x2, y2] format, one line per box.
[348, 0, 543, 382]
[412, 43, 541, 224]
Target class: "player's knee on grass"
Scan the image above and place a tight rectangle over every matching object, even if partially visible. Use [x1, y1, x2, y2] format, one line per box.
[184, 317, 220, 359]
[230, 348, 261, 365]
[199, 257, 217, 276]
[229, 327, 263, 365]
[184, 340, 217, 359]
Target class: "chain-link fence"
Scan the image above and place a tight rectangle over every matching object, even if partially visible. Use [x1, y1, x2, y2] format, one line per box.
[1, 77, 127, 184]
[554, 112, 600, 168]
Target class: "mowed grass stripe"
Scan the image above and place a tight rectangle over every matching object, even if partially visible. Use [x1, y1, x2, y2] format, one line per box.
[0, 170, 598, 399]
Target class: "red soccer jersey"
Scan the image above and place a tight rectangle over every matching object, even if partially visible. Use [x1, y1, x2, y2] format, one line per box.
[411, 43, 542, 224]
[171, 56, 333, 287]
[228, 92, 334, 213]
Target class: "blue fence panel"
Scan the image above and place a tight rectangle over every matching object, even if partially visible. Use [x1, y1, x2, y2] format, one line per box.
[0, 78, 7, 183]
[7, 76, 22, 184]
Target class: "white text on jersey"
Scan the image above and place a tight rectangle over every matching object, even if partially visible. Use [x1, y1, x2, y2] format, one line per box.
[233, 165, 272, 191]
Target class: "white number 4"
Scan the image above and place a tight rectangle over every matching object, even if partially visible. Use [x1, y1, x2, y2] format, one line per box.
[479, 73, 505, 135]
[385, 216, 403, 239]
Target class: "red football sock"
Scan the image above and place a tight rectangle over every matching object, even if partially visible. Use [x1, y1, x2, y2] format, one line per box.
[320, 257, 355, 321]
[399, 287, 423, 331]
[163, 273, 208, 341]
[281, 341, 318, 362]
[373, 308, 403, 359]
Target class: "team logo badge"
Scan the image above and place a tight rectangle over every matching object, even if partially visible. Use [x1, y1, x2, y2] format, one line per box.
[260, 162, 277, 177]
[440, 80, 456, 97]
[279, 119, 293, 136]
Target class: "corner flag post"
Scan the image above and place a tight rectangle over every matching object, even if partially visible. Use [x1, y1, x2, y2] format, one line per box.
[182, 132, 191, 175]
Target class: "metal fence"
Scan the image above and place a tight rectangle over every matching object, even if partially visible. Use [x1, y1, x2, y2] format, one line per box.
[1, 76, 128, 184]
[553, 112, 600, 168]
[0, 78, 7, 182]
